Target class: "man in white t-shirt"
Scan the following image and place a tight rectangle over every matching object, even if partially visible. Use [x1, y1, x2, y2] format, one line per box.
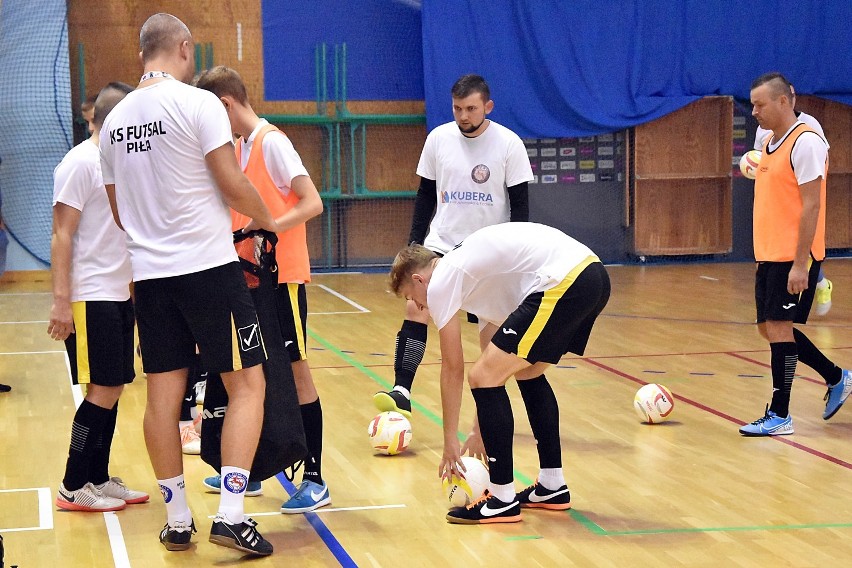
[99, 13, 277, 556]
[195, 66, 331, 514]
[374, 74, 533, 428]
[754, 91, 834, 316]
[389, 222, 610, 524]
[49, 82, 149, 514]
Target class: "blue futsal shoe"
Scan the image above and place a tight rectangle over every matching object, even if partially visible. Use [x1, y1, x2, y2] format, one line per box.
[823, 369, 852, 420]
[203, 475, 263, 496]
[739, 405, 794, 436]
[280, 480, 331, 514]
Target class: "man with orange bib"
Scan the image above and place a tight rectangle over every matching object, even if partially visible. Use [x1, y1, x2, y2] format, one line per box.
[740, 72, 850, 436]
[195, 67, 329, 512]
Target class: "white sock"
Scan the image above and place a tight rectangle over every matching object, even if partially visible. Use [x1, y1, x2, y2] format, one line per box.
[489, 481, 516, 503]
[190, 406, 199, 420]
[217, 466, 250, 524]
[817, 278, 829, 290]
[158, 474, 192, 526]
[538, 468, 566, 491]
[392, 386, 411, 399]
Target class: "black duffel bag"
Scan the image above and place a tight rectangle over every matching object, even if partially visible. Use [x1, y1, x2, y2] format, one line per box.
[201, 230, 307, 481]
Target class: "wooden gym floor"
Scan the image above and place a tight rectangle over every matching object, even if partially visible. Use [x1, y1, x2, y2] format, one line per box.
[1, 260, 851, 567]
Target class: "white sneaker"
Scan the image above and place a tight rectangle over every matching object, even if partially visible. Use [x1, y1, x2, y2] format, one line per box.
[195, 380, 206, 405]
[56, 482, 125, 512]
[181, 423, 201, 455]
[96, 477, 149, 504]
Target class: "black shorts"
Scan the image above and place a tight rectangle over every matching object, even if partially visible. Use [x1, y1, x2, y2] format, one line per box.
[276, 283, 308, 362]
[491, 260, 610, 364]
[134, 262, 267, 374]
[755, 259, 820, 324]
[64, 299, 135, 387]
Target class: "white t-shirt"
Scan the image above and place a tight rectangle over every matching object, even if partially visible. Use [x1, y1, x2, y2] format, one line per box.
[755, 112, 829, 150]
[100, 79, 237, 281]
[239, 119, 309, 195]
[417, 120, 534, 254]
[766, 122, 828, 185]
[427, 222, 597, 329]
[53, 139, 132, 302]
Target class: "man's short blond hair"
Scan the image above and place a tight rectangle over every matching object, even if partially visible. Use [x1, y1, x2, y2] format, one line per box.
[388, 244, 438, 296]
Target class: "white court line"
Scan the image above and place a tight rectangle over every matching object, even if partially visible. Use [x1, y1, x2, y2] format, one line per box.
[0, 350, 65, 355]
[307, 311, 368, 316]
[39, 487, 54, 530]
[700, 275, 720, 281]
[0, 487, 54, 533]
[207, 503, 406, 518]
[314, 284, 370, 313]
[64, 350, 84, 408]
[0, 292, 51, 296]
[104, 512, 131, 568]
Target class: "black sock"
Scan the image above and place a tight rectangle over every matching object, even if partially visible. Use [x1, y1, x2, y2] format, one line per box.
[793, 328, 842, 386]
[517, 375, 562, 469]
[62, 399, 112, 491]
[769, 342, 797, 418]
[471, 386, 514, 486]
[90, 402, 118, 486]
[393, 320, 427, 392]
[300, 398, 323, 484]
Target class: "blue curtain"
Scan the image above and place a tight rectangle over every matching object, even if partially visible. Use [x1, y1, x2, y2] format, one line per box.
[422, 0, 852, 137]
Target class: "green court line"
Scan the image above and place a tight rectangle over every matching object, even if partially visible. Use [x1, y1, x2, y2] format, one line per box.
[308, 329, 852, 537]
[504, 535, 543, 541]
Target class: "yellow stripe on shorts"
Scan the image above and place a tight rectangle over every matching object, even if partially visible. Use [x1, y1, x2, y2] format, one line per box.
[517, 255, 599, 359]
[230, 314, 243, 371]
[71, 301, 91, 384]
[287, 283, 307, 357]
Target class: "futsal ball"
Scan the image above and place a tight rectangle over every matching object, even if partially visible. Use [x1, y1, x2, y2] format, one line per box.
[368, 411, 412, 455]
[442, 456, 490, 507]
[634, 383, 675, 424]
[739, 149, 762, 179]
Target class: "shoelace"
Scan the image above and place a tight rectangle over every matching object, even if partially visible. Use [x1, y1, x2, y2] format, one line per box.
[466, 490, 491, 510]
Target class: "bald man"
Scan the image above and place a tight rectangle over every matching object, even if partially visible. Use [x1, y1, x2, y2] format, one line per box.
[99, 13, 276, 556]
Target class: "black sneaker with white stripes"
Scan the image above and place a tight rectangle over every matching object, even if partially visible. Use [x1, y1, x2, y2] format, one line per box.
[516, 481, 572, 510]
[159, 519, 196, 551]
[209, 514, 273, 556]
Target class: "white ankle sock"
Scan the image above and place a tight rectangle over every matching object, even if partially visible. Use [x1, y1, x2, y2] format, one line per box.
[217, 466, 250, 524]
[489, 482, 516, 503]
[538, 468, 566, 491]
[158, 474, 191, 526]
[392, 386, 411, 399]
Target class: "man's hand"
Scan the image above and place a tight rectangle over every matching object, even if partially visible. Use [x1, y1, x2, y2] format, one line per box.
[788, 263, 809, 294]
[439, 438, 465, 480]
[461, 430, 487, 461]
[48, 300, 74, 341]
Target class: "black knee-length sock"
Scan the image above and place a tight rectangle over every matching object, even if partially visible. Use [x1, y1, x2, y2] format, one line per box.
[769, 342, 797, 418]
[90, 402, 118, 486]
[471, 386, 514, 486]
[793, 329, 842, 386]
[62, 399, 112, 491]
[517, 375, 562, 469]
[393, 320, 427, 392]
[300, 398, 324, 484]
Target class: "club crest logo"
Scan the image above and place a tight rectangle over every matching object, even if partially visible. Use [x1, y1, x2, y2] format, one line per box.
[224, 472, 249, 494]
[471, 164, 490, 184]
[159, 484, 173, 503]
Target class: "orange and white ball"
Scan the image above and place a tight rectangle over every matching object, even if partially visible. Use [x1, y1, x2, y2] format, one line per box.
[368, 411, 412, 455]
[739, 150, 762, 179]
[634, 383, 675, 424]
